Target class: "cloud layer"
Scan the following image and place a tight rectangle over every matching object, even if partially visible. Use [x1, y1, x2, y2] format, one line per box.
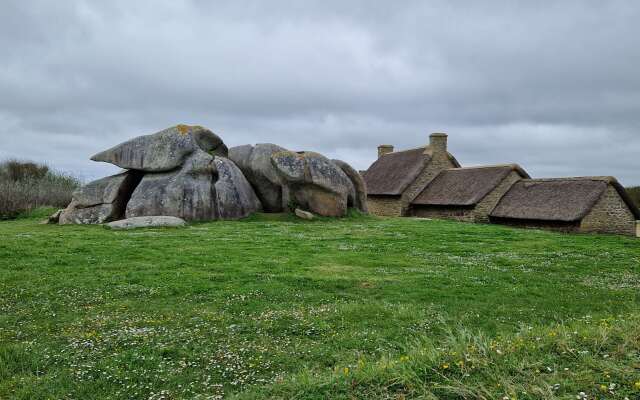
[1, 1, 639, 184]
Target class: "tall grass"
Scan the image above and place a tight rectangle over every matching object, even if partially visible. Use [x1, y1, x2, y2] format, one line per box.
[237, 314, 640, 399]
[0, 160, 80, 219]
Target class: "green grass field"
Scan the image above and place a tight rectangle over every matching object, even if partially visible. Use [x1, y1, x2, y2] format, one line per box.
[1, 209, 639, 399]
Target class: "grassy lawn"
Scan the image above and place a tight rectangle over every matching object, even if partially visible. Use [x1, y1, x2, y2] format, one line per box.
[1, 209, 639, 399]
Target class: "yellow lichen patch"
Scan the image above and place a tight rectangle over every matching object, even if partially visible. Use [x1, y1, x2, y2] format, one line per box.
[272, 150, 299, 159]
[176, 124, 191, 135]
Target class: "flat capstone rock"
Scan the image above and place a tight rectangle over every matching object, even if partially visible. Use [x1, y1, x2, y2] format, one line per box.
[105, 216, 187, 230]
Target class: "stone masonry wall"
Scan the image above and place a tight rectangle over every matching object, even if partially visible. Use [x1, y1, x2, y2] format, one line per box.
[580, 185, 638, 236]
[367, 195, 403, 216]
[399, 151, 457, 216]
[410, 206, 474, 221]
[489, 217, 581, 233]
[472, 171, 522, 223]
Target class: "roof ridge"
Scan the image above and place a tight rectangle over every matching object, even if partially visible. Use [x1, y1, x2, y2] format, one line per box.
[381, 146, 426, 155]
[439, 163, 530, 179]
[444, 163, 521, 171]
[521, 176, 617, 183]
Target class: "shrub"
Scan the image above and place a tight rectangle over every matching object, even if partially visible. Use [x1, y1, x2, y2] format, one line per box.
[0, 160, 80, 219]
[627, 186, 640, 208]
[3, 160, 50, 181]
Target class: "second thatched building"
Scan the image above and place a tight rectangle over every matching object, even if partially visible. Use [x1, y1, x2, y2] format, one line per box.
[408, 164, 530, 223]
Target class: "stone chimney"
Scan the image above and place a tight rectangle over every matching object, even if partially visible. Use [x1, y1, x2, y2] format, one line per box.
[378, 144, 394, 158]
[429, 133, 447, 153]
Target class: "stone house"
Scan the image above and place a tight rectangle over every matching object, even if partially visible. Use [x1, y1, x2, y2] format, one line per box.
[362, 133, 460, 216]
[408, 164, 530, 223]
[489, 177, 640, 236]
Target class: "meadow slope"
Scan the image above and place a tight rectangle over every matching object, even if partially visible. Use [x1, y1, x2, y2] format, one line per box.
[1, 209, 639, 399]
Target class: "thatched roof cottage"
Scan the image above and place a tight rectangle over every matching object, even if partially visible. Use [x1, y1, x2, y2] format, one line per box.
[363, 133, 460, 216]
[409, 164, 530, 223]
[490, 177, 640, 236]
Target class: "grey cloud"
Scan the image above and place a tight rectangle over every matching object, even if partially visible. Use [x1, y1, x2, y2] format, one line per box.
[1, 0, 639, 185]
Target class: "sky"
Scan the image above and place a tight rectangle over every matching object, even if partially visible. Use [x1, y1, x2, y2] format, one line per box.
[1, 1, 639, 185]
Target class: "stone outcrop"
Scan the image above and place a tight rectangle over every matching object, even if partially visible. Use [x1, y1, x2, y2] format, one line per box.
[332, 159, 368, 213]
[213, 156, 263, 219]
[271, 151, 353, 217]
[61, 125, 367, 225]
[229, 143, 288, 212]
[230, 144, 366, 217]
[91, 125, 228, 172]
[59, 170, 143, 224]
[125, 151, 261, 221]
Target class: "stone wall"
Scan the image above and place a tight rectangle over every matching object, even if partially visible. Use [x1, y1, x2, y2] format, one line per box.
[489, 217, 581, 233]
[472, 171, 522, 223]
[410, 206, 474, 221]
[580, 185, 638, 236]
[366, 195, 403, 216]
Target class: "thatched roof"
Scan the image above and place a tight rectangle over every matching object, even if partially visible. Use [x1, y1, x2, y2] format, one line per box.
[364, 147, 460, 196]
[411, 164, 530, 206]
[490, 177, 640, 222]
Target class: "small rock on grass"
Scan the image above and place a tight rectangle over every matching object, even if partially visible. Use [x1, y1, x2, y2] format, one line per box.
[40, 209, 64, 224]
[295, 208, 315, 220]
[105, 216, 187, 230]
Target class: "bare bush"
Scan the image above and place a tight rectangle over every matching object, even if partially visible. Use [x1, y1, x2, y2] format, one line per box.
[0, 160, 80, 219]
[627, 186, 640, 208]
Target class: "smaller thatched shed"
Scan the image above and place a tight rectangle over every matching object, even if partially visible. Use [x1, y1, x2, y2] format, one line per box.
[408, 164, 529, 222]
[490, 177, 640, 236]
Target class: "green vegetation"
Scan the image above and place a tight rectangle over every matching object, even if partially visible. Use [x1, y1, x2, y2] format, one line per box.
[627, 186, 640, 208]
[1, 210, 639, 399]
[0, 160, 80, 219]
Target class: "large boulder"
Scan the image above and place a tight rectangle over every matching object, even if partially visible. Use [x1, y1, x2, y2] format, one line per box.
[230, 144, 365, 217]
[213, 156, 264, 219]
[91, 125, 228, 172]
[125, 150, 261, 221]
[59, 170, 143, 224]
[229, 143, 287, 212]
[332, 159, 368, 213]
[271, 151, 353, 217]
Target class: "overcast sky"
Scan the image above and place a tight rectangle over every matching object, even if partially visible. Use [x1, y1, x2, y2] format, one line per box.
[1, 1, 639, 185]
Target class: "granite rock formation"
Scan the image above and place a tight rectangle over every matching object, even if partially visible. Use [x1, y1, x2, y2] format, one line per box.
[61, 125, 367, 224]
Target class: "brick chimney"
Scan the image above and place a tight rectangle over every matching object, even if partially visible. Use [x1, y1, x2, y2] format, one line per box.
[429, 133, 447, 153]
[378, 144, 394, 158]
